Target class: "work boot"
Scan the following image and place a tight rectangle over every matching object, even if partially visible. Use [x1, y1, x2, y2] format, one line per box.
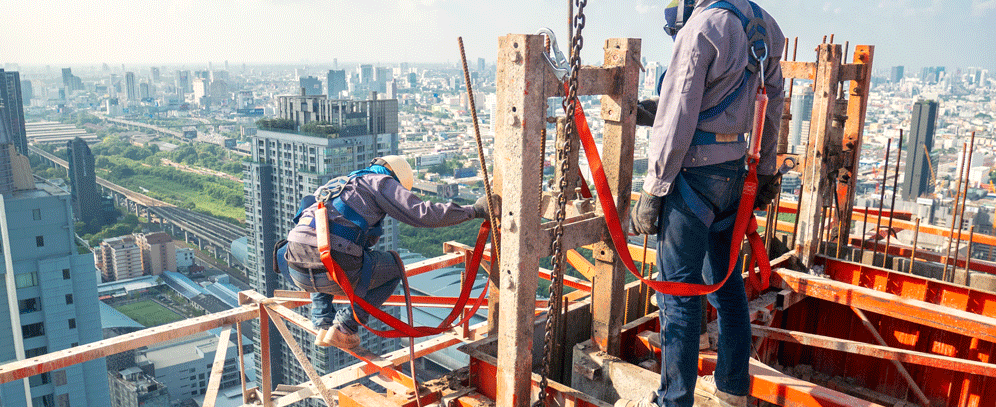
[614, 391, 657, 407]
[314, 327, 332, 347]
[695, 375, 748, 407]
[327, 322, 361, 350]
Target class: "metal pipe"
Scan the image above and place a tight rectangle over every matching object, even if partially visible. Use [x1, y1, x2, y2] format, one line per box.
[883, 131, 903, 268]
[850, 307, 933, 407]
[872, 138, 892, 265]
[964, 225, 976, 278]
[944, 142, 970, 281]
[908, 217, 920, 274]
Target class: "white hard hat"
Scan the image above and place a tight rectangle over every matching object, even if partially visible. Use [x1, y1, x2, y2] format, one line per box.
[375, 155, 414, 190]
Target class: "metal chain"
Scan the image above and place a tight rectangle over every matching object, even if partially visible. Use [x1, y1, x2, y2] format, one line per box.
[536, 1, 586, 405]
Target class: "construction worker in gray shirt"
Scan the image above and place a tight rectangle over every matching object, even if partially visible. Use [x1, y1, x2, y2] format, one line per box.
[282, 155, 497, 349]
[622, 1, 783, 406]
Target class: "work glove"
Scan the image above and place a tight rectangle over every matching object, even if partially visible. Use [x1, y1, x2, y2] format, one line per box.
[636, 98, 658, 127]
[630, 191, 663, 235]
[754, 174, 780, 209]
[473, 194, 501, 219]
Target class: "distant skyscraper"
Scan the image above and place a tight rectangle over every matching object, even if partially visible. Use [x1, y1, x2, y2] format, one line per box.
[139, 82, 151, 100]
[175, 70, 192, 94]
[327, 69, 347, 98]
[0, 70, 29, 156]
[0, 180, 110, 407]
[192, 78, 209, 106]
[902, 100, 939, 200]
[19, 80, 31, 106]
[67, 137, 104, 232]
[890, 66, 904, 83]
[788, 87, 814, 154]
[125, 72, 137, 101]
[237, 90, 254, 109]
[478, 57, 486, 73]
[150, 67, 160, 83]
[61, 68, 83, 93]
[408, 72, 418, 88]
[246, 94, 401, 402]
[299, 76, 322, 96]
[359, 64, 373, 84]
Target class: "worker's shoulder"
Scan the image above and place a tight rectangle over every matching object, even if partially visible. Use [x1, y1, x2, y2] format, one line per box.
[352, 172, 400, 190]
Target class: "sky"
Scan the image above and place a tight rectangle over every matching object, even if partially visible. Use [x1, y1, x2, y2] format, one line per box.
[1, 0, 995, 73]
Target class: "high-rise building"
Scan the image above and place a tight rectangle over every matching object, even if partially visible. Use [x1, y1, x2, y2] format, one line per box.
[19, 80, 31, 106]
[108, 368, 169, 407]
[0, 70, 29, 156]
[408, 72, 418, 88]
[0, 180, 110, 407]
[245, 94, 401, 401]
[67, 137, 105, 232]
[135, 232, 176, 275]
[788, 87, 814, 153]
[327, 69, 347, 98]
[902, 100, 939, 201]
[175, 70, 192, 95]
[890, 66, 904, 83]
[359, 64, 374, 84]
[478, 57, 486, 73]
[125, 72, 137, 101]
[237, 90, 254, 109]
[299, 76, 322, 96]
[98, 235, 144, 281]
[193, 77, 210, 106]
[139, 82, 151, 100]
[61, 68, 83, 92]
[150, 67, 161, 83]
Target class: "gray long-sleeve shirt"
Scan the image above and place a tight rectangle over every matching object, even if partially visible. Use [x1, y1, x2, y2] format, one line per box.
[287, 173, 475, 258]
[642, 0, 784, 197]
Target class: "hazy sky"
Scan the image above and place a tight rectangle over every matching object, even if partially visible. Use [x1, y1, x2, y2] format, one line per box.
[2, 0, 995, 72]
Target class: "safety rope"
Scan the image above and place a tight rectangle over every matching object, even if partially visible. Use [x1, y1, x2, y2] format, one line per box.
[315, 203, 491, 338]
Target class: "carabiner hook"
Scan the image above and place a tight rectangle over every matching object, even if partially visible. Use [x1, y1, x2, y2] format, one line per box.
[536, 27, 570, 81]
[752, 42, 768, 91]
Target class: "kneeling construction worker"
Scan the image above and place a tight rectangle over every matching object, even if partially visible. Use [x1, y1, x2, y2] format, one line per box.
[282, 155, 496, 349]
[623, 0, 783, 406]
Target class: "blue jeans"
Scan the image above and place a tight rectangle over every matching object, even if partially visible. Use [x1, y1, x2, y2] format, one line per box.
[654, 159, 751, 407]
[287, 248, 403, 334]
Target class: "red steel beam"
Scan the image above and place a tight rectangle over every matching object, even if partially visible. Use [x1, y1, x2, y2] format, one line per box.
[854, 211, 996, 249]
[847, 237, 996, 276]
[752, 325, 996, 377]
[773, 267, 996, 343]
[818, 256, 996, 317]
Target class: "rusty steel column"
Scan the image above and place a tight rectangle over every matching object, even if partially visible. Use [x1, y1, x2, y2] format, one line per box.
[591, 38, 640, 356]
[795, 44, 843, 268]
[836, 46, 875, 249]
[494, 33, 546, 407]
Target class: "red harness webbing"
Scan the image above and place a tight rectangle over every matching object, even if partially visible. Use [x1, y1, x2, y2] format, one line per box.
[315, 202, 491, 338]
[566, 88, 771, 296]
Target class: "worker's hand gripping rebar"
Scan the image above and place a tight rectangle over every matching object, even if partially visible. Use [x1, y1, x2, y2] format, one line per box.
[536, 1, 586, 406]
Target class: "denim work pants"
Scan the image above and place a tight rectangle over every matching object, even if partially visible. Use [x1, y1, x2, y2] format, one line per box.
[654, 158, 751, 407]
[287, 246, 403, 334]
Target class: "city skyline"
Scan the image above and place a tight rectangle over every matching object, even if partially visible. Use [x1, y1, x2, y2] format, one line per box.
[1, 0, 994, 72]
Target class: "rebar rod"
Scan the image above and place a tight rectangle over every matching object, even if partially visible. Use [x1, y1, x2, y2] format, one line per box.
[964, 225, 976, 278]
[909, 217, 920, 274]
[883, 131, 903, 268]
[944, 142, 969, 281]
[858, 205, 870, 261]
[872, 138, 892, 265]
[952, 132, 977, 282]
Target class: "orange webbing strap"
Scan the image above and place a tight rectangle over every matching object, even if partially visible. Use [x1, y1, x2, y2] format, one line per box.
[565, 92, 771, 296]
[315, 201, 491, 338]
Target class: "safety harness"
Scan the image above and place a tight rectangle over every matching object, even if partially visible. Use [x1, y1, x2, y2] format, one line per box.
[579, 0, 773, 296]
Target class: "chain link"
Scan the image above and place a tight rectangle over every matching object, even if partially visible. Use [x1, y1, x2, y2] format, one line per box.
[535, 1, 586, 405]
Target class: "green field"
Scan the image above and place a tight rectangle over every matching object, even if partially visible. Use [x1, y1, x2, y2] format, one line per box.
[114, 300, 184, 327]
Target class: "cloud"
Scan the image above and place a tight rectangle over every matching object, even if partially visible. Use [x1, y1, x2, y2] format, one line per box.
[636, 0, 656, 14]
[972, 0, 996, 15]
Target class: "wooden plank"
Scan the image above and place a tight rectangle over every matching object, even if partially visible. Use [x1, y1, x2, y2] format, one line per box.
[541, 65, 624, 97]
[202, 326, 233, 407]
[781, 61, 816, 80]
[494, 33, 547, 407]
[836, 46, 875, 247]
[591, 37, 640, 356]
[795, 44, 842, 268]
[0, 303, 261, 384]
